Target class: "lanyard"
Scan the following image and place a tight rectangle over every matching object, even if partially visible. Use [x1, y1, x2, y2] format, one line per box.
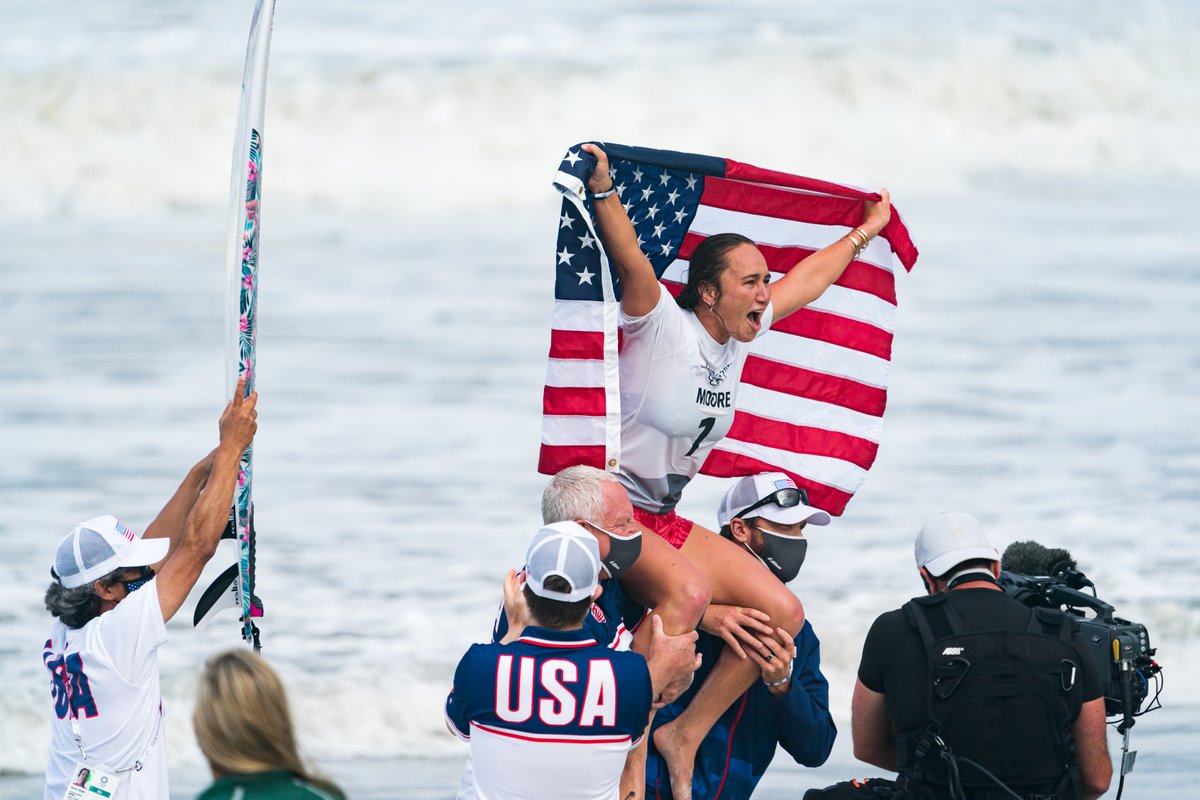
[69, 699, 162, 773]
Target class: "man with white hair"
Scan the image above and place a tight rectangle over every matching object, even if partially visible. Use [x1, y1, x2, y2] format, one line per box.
[494, 465, 649, 649]
[851, 512, 1112, 800]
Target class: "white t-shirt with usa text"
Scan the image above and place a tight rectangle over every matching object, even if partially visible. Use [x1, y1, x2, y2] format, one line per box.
[43, 579, 168, 800]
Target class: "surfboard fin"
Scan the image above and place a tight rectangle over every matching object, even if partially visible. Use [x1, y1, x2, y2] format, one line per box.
[193, 563, 241, 629]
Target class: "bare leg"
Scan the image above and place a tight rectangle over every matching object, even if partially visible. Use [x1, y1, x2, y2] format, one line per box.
[618, 524, 711, 800]
[652, 524, 804, 800]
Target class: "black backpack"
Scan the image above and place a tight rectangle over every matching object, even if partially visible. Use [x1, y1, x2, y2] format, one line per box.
[895, 593, 1084, 800]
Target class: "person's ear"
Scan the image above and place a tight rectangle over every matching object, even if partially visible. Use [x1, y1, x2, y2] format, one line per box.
[918, 567, 937, 595]
[94, 579, 122, 602]
[592, 584, 603, 602]
[729, 518, 754, 545]
[990, 561, 1001, 579]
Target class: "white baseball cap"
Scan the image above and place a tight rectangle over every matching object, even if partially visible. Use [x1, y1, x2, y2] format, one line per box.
[525, 521, 601, 603]
[717, 472, 832, 529]
[52, 515, 169, 589]
[914, 512, 999, 577]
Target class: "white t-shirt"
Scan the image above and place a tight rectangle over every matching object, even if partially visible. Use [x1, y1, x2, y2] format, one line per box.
[43, 580, 169, 800]
[617, 284, 773, 513]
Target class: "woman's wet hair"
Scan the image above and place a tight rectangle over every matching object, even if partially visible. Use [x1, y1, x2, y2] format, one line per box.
[194, 650, 344, 798]
[44, 567, 125, 629]
[675, 233, 757, 311]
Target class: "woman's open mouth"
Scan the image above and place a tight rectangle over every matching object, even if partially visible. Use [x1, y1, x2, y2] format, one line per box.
[747, 310, 763, 330]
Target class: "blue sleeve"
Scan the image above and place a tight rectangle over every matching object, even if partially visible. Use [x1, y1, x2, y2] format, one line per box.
[617, 652, 654, 742]
[445, 647, 478, 740]
[774, 621, 837, 767]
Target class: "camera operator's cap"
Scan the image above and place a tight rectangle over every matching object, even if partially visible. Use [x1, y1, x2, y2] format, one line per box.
[525, 521, 601, 603]
[914, 512, 999, 577]
[52, 515, 168, 589]
[716, 472, 832, 529]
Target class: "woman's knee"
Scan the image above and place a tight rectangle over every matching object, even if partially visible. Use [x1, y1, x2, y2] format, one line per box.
[768, 585, 805, 635]
[660, 570, 711, 631]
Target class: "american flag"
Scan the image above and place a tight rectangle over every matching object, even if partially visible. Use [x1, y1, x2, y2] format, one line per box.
[539, 142, 919, 516]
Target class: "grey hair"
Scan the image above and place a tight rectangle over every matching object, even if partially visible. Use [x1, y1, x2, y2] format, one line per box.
[44, 567, 124, 629]
[542, 466, 621, 524]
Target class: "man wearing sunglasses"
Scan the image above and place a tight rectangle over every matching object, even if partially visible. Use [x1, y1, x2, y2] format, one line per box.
[645, 472, 837, 799]
[41, 380, 258, 800]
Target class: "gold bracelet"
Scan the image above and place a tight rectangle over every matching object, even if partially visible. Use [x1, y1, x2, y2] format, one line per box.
[845, 235, 863, 258]
[851, 228, 870, 249]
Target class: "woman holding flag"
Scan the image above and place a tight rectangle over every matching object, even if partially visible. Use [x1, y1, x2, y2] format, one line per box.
[579, 142, 890, 799]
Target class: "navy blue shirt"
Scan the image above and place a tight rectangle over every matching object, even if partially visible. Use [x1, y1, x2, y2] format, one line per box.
[447, 625, 654, 800]
[646, 620, 836, 800]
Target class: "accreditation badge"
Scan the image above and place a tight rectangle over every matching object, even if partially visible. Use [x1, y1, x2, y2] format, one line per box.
[62, 760, 120, 799]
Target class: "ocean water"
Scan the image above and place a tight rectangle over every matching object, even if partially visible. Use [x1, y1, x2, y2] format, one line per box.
[1, 1, 1198, 797]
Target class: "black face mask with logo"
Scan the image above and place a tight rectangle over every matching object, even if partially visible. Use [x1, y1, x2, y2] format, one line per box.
[586, 522, 643, 579]
[747, 526, 808, 583]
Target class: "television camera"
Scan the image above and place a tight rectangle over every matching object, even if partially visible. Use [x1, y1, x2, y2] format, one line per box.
[999, 540, 1162, 723]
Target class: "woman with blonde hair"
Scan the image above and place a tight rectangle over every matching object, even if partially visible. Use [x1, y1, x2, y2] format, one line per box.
[194, 650, 344, 800]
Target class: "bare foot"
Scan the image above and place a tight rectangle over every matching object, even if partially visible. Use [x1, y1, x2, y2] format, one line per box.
[620, 737, 647, 800]
[652, 720, 696, 800]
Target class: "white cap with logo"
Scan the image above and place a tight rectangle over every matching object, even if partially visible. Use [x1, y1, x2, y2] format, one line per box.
[716, 472, 832, 529]
[52, 515, 169, 589]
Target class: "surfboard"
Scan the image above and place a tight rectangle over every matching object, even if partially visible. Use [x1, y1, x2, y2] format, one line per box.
[194, 0, 276, 649]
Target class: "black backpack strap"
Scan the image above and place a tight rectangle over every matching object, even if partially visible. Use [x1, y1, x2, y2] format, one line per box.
[1030, 608, 1080, 693]
[903, 594, 965, 647]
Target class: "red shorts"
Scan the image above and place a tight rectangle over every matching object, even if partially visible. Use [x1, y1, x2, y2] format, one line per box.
[633, 507, 695, 550]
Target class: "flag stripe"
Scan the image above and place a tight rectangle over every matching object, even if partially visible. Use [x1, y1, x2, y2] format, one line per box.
[542, 414, 608, 444]
[736, 383, 883, 443]
[546, 359, 606, 387]
[551, 298, 607, 331]
[724, 412, 879, 470]
[544, 385, 607, 416]
[539, 443, 605, 474]
[752, 331, 891, 388]
[549, 329, 605, 360]
[769, 308, 894, 362]
[703, 175, 874, 228]
[742, 356, 888, 417]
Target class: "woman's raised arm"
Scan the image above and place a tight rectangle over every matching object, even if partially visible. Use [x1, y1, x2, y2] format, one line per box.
[581, 143, 662, 318]
[768, 191, 892, 322]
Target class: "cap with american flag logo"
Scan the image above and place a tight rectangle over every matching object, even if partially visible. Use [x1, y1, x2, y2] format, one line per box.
[52, 515, 169, 589]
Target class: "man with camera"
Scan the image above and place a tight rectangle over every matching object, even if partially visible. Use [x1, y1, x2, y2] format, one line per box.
[850, 512, 1112, 800]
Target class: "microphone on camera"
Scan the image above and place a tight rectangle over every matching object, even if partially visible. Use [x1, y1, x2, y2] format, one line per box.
[1001, 540, 1092, 590]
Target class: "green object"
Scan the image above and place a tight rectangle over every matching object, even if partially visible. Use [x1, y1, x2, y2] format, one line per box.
[196, 770, 344, 800]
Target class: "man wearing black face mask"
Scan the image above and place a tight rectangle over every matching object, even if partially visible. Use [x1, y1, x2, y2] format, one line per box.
[645, 472, 836, 800]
